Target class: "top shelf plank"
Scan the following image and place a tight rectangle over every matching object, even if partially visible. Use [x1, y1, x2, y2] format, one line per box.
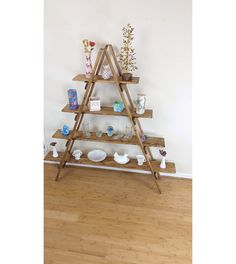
[72, 74, 140, 84]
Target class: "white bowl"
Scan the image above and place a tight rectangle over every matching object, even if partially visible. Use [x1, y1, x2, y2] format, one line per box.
[87, 149, 107, 162]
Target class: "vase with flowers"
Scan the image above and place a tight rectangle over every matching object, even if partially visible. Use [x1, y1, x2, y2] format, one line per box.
[159, 149, 167, 169]
[119, 24, 138, 81]
[82, 39, 96, 78]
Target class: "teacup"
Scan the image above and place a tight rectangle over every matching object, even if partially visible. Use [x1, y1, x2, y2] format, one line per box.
[72, 149, 83, 160]
[136, 155, 146, 166]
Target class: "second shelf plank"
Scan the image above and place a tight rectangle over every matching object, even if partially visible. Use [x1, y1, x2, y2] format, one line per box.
[62, 104, 153, 118]
[52, 130, 165, 148]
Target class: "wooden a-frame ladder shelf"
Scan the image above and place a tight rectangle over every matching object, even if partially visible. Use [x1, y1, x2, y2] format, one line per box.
[44, 44, 176, 193]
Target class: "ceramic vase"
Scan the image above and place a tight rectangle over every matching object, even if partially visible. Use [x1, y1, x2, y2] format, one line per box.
[136, 93, 146, 115]
[68, 89, 78, 110]
[85, 52, 92, 78]
[101, 65, 112, 79]
[160, 157, 166, 169]
[52, 146, 58, 158]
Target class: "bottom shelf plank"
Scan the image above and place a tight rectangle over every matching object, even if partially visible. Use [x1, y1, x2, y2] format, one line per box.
[44, 151, 176, 174]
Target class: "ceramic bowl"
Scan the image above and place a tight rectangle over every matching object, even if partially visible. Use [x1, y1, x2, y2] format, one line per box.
[87, 149, 107, 162]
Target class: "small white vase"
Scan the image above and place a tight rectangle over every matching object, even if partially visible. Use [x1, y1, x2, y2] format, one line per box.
[52, 146, 59, 158]
[160, 156, 166, 169]
[101, 65, 112, 79]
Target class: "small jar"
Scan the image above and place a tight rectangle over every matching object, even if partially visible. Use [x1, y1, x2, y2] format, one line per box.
[113, 101, 124, 112]
[106, 126, 114, 137]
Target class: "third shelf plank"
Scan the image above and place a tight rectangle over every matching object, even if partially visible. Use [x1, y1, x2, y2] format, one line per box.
[52, 130, 165, 148]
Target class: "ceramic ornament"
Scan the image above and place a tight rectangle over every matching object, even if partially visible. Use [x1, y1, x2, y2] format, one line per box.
[101, 64, 112, 79]
[50, 142, 59, 158]
[159, 149, 167, 169]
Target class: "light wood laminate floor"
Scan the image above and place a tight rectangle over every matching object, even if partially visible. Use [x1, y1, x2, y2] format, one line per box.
[45, 163, 192, 264]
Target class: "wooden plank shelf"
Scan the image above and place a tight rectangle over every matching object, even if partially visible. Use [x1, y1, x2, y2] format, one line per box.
[73, 74, 139, 84]
[62, 104, 153, 118]
[52, 130, 165, 148]
[44, 151, 176, 173]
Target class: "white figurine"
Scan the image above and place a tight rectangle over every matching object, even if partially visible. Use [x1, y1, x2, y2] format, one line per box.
[50, 142, 59, 158]
[72, 149, 83, 160]
[114, 152, 129, 164]
[159, 149, 167, 169]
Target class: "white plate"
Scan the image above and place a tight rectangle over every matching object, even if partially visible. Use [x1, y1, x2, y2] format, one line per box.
[87, 149, 107, 162]
[114, 158, 130, 165]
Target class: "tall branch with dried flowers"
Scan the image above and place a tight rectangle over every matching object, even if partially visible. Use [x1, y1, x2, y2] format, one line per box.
[119, 24, 138, 81]
[82, 39, 96, 78]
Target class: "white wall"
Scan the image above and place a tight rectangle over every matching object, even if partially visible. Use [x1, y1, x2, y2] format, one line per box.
[44, 0, 192, 175]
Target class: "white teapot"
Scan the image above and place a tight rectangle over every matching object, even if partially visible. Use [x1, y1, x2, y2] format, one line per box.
[114, 152, 129, 164]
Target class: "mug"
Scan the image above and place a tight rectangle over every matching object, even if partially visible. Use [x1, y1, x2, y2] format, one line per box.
[136, 155, 146, 166]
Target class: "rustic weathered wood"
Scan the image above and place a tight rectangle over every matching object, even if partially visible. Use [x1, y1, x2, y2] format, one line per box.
[73, 74, 139, 84]
[52, 129, 165, 148]
[56, 48, 104, 180]
[121, 83, 158, 175]
[45, 151, 176, 173]
[103, 48, 162, 193]
[51, 44, 175, 192]
[62, 104, 153, 118]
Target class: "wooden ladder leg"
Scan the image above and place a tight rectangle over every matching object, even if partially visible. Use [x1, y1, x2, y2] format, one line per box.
[104, 50, 161, 194]
[122, 84, 162, 182]
[122, 84, 155, 159]
[55, 47, 106, 181]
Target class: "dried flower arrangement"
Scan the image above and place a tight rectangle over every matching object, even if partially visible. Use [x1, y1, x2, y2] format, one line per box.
[119, 24, 138, 81]
[159, 149, 167, 157]
[82, 39, 96, 53]
[82, 39, 96, 77]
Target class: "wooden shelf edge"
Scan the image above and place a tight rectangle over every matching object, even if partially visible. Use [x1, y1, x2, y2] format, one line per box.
[44, 151, 176, 174]
[52, 129, 165, 148]
[61, 105, 153, 118]
[72, 74, 140, 84]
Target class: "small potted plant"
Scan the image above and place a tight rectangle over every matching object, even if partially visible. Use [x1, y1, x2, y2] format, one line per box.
[119, 24, 138, 81]
[159, 149, 167, 169]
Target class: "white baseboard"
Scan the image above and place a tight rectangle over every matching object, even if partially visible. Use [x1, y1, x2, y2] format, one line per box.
[44, 160, 192, 179]
[160, 172, 192, 179]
